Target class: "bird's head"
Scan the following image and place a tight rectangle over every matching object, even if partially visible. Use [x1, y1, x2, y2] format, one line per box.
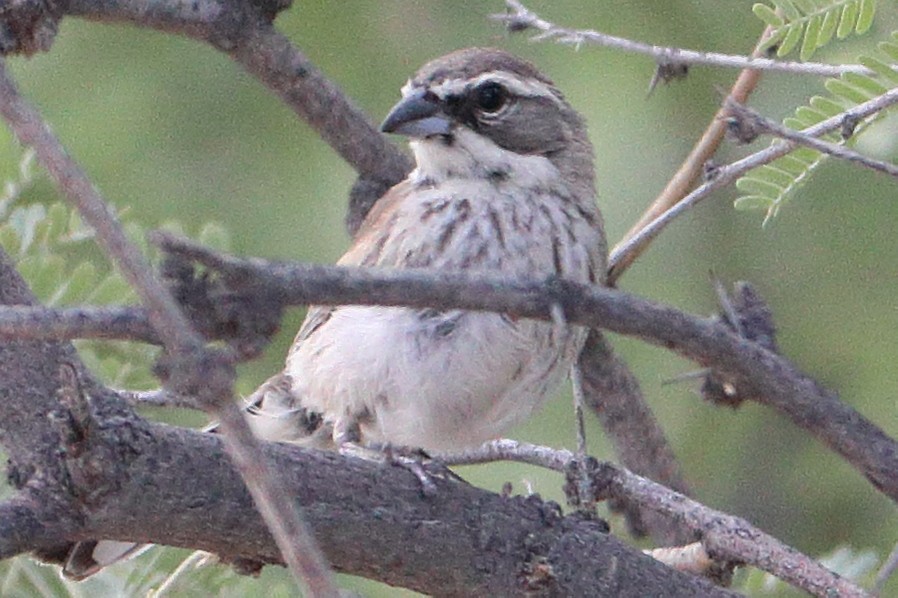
[381, 48, 595, 194]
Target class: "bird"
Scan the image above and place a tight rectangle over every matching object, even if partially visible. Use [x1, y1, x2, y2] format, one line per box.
[63, 46, 607, 579]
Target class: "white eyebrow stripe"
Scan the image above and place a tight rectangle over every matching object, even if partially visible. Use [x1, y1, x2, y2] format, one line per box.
[406, 72, 562, 105]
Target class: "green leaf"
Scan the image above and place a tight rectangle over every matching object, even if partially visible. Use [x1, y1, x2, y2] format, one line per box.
[86, 273, 135, 305]
[825, 78, 873, 103]
[859, 55, 898, 84]
[756, 165, 801, 187]
[753, 3, 785, 27]
[838, 2, 859, 39]
[0, 225, 20, 256]
[795, 106, 828, 125]
[774, 0, 802, 21]
[856, 0, 876, 34]
[734, 195, 776, 211]
[817, 8, 839, 46]
[55, 261, 99, 305]
[800, 14, 823, 60]
[792, 0, 815, 14]
[843, 71, 888, 95]
[877, 41, 898, 62]
[736, 177, 785, 197]
[810, 95, 848, 115]
[779, 23, 805, 56]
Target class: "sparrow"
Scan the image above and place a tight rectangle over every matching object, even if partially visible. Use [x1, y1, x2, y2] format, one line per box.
[64, 46, 607, 578]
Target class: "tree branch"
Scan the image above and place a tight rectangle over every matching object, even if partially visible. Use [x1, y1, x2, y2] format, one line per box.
[62, 0, 412, 234]
[608, 85, 898, 276]
[608, 23, 772, 284]
[725, 98, 898, 179]
[497, 0, 885, 78]
[0, 305, 157, 343]
[2, 414, 738, 597]
[440, 440, 867, 598]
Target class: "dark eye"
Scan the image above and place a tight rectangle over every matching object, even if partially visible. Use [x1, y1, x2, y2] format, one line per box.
[474, 82, 508, 113]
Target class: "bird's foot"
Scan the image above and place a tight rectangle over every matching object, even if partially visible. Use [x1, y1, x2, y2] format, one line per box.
[338, 441, 465, 496]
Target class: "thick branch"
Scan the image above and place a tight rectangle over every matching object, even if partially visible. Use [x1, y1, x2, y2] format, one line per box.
[8, 416, 735, 597]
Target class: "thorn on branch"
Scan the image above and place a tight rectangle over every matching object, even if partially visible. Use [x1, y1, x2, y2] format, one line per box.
[841, 113, 861, 140]
[248, 0, 293, 22]
[702, 281, 778, 408]
[0, 0, 60, 56]
[648, 59, 689, 96]
[159, 249, 284, 359]
[723, 110, 761, 145]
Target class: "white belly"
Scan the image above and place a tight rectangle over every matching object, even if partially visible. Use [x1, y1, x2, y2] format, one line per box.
[286, 306, 584, 450]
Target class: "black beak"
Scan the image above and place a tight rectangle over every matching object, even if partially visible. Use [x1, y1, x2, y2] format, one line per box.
[380, 88, 452, 138]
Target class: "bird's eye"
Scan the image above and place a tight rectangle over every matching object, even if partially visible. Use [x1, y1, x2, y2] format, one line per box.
[474, 82, 508, 114]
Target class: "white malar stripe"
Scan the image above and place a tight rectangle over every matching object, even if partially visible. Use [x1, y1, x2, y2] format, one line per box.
[409, 127, 560, 189]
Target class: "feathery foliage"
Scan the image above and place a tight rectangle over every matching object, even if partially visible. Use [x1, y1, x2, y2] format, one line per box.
[0, 144, 231, 389]
[735, 22, 897, 223]
[753, 0, 876, 60]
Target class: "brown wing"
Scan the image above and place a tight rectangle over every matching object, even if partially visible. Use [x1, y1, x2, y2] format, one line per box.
[288, 180, 413, 352]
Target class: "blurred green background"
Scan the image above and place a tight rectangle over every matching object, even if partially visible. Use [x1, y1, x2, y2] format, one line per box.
[2, 1, 897, 596]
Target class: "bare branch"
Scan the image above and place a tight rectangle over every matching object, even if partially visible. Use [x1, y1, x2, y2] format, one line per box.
[577, 331, 694, 546]
[725, 98, 898, 179]
[0, 58, 338, 597]
[438, 440, 867, 598]
[0, 305, 157, 343]
[609, 86, 898, 276]
[497, 0, 886, 78]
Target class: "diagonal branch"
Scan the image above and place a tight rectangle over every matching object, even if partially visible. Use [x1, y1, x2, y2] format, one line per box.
[63, 0, 412, 234]
[608, 85, 898, 276]
[0, 58, 338, 596]
[438, 439, 867, 598]
[608, 23, 773, 284]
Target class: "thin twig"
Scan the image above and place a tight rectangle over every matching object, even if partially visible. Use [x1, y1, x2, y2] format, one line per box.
[873, 540, 898, 596]
[115, 388, 201, 410]
[0, 305, 157, 343]
[609, 24, 773, 284]
[497, 0, 885, 78]
[725, 98, 898, 179]
[438, 439, 867, 598]
[0, 58, 339, 598]
[609, 86, 898, 275]
[570, 363, 587, 458]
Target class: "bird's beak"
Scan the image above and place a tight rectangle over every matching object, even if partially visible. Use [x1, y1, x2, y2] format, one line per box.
[380, 88, 452, 138]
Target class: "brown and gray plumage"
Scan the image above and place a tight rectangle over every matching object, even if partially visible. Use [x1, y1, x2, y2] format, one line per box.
[64, 47, 607, 578]
[248, 47, 607, 450]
